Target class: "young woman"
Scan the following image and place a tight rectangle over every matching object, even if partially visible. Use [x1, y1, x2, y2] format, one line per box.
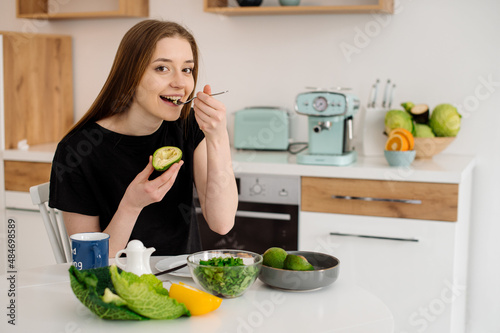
[49, 20, 238, 256]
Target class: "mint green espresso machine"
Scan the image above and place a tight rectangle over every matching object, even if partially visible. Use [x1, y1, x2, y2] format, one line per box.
[295, 90, 360, 166]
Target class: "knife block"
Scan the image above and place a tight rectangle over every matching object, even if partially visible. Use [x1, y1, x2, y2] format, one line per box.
[360, 106, 387, 157]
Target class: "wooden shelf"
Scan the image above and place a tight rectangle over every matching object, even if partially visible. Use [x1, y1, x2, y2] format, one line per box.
[204, 0, 394, 15]
[16, 0, 148, 20]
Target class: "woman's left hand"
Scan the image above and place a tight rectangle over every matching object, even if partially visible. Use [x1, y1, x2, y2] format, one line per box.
[192, 84, 227, 139]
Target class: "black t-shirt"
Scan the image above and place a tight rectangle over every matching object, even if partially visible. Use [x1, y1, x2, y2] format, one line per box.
[49, 113, 205, 255]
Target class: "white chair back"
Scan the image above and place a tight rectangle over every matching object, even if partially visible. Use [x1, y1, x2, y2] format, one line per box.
[29, 183, 71, 264]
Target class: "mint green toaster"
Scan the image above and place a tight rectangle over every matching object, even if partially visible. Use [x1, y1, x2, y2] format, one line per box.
[233, 107, 290, 150]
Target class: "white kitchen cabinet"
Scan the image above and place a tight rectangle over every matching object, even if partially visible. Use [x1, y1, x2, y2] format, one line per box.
[298, 168, 473, 333]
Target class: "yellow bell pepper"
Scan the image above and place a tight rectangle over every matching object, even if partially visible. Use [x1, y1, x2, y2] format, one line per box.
[169, 282, 222, 316]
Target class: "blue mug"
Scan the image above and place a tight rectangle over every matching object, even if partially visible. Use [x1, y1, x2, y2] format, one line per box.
[70, 232, 109, 270]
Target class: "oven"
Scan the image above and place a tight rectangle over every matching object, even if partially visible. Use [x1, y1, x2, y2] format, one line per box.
[196, 174, 300, 254]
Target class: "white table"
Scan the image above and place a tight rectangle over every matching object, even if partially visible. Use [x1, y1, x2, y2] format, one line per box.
[1, 258, 394, 333]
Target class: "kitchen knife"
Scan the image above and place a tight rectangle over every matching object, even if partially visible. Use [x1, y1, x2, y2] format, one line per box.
[388, 84, 396, 109]
[370, 79, 380, 108]
[367, 80, 377, 108]
[381, 79, 391, 109]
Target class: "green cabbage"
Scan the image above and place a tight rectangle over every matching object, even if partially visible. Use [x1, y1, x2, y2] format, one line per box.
[384, 110, 414, 135]
[69, 265, 147, 320]
[110, 264, 189, 319]
[69, 265, 190, 320]
[429, 104, 461, 137]
[414, 124, 435, 138]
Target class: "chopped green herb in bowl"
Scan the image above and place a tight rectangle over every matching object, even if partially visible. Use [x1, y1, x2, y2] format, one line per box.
[187, 250, 263, 298]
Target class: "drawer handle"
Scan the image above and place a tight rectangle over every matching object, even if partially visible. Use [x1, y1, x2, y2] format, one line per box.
[330, 232, 419, 242]
[331, 195, 422, 205]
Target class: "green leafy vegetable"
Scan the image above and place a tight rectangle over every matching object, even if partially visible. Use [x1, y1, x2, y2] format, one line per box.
[199, 257, 244, 267]
[102, 288, 127, 307]
[385, 109, 414, 135]
[69, 265, 147, 320]
[401, 101, 415, 113]
[414, 123, 435, 138]
[110, 265, 189, 319]
[69, 264, 190, 320]
[193, 256, 259, 298]
[429, 104, 461, 137]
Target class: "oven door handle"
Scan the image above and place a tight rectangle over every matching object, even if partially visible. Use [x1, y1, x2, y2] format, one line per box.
[196, 207, 291, 221]
[236, 210, 292, 221]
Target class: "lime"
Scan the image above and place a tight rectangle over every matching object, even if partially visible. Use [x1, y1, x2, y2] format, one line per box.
[262, 247, 288, 269]
[283, 254, 314, 271]
[152, 146, 182, 171]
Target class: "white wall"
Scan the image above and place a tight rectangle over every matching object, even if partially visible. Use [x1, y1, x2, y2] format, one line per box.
[1, 0, 499, 332]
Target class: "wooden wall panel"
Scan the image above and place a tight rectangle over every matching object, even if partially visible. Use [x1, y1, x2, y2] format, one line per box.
[1, 32, 73, 149]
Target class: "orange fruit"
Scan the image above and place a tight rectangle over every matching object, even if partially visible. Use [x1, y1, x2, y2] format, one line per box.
[389, 128, 414, 150]
[385, 133, 410, 151]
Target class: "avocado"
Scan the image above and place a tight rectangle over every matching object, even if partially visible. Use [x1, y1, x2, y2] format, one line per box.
[262, 247, 288, 269]
[152, 146, 182, 171]
[283, 254, 314, 271]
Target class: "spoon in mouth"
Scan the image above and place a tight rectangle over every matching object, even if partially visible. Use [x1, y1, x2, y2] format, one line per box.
[172, 90, 229, 105]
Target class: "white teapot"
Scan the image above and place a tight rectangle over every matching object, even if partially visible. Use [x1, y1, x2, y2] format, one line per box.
[115, 240, 155, 276]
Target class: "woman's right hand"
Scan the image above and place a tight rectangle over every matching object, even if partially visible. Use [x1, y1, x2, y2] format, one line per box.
[121, 156, 184, 212]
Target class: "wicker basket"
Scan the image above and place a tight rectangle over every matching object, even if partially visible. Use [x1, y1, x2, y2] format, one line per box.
[414, 137, 455, 159]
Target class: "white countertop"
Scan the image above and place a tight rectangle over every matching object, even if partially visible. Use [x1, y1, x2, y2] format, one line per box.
[232, 150, 474, 183]
[2, 143, 475, 184]
[0, 260, 394, 333]
[2, 142, 57, 163]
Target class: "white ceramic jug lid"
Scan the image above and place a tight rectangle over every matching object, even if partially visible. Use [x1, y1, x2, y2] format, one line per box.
[126, 239, 146, 250]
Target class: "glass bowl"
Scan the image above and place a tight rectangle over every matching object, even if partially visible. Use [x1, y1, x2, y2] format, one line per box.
[186, 249, 263, 298]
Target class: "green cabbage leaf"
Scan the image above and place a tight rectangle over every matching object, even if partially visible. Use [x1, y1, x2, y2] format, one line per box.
[69, 264, 190, 320]
[69, 265, 147, 320]
[109, 264, 190, 319]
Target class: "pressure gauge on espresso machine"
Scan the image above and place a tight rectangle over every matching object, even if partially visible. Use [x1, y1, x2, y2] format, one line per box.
[312, 96, 328, 112]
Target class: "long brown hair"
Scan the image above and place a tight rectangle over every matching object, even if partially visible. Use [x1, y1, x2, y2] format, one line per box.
[67, 20, 199, 135]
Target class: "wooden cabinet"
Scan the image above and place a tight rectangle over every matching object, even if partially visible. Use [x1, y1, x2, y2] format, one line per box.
[0, 32, 73, 275]
[4, 161, 52, 192]
[0, 32, 73, 150]
[16, 0, 148, 20]
[301, 177, 459, 221]
[0, 32, 73, 198]
[299, 168, 473, 333]
[204, 0, 394, 15]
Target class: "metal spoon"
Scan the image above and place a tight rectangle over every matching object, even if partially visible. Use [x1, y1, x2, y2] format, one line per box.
[173, 90, 229, 105]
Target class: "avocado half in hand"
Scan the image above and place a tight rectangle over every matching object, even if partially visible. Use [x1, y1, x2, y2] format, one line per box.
[152, 146, 182, 171]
